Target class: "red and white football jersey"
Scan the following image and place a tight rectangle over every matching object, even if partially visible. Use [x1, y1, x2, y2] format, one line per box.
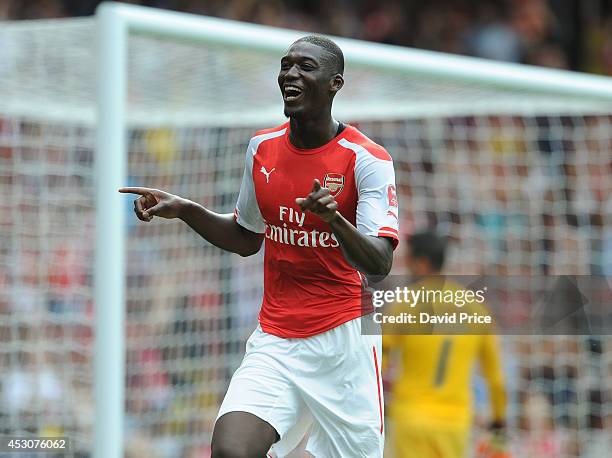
[234, 122, 399, 338]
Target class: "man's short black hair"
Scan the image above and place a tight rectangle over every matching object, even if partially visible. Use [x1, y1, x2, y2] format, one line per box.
[293, 35, 344, 75]
[408, 231, 447, 272]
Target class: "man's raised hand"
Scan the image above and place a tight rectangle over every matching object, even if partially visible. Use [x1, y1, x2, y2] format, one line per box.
[118, 187, 186, 222]
[295, 179, 338, 223]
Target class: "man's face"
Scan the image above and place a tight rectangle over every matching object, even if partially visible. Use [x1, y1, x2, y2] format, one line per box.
[278, 41, 340, 118]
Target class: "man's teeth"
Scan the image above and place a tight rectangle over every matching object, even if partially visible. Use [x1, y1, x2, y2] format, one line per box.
[284, 85, 303, 102]
[285, 85, 302, 95]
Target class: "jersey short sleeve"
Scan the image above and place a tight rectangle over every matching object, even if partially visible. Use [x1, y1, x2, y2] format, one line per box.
[234, 138, 266, 234]
[353, 147, 399, 248]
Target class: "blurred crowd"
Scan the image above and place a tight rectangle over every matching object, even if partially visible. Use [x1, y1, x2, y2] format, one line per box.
[376, 116, 612, 277]
[1, 0, 612, 75]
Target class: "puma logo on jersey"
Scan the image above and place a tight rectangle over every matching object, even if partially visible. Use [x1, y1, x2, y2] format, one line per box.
[260, 166, 276, 183]
[387, 210, 398, 220]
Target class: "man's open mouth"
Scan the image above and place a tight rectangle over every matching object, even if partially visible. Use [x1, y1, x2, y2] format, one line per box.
[283, 84, 304, 102]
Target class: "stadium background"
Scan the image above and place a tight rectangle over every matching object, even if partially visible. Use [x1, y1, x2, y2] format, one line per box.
[0, 1, 610, 457]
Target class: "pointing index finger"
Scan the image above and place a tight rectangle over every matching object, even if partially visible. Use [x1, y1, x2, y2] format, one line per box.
[312, 179, 322, 192]
[118, 187, 155, 196]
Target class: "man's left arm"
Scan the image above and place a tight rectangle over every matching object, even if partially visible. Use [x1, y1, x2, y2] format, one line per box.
[296, 145, 399, 277]
[296, 179, 393, 276]
[329, 212, 394, 276]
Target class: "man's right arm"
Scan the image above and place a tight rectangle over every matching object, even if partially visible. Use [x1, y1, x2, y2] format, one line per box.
[118, 187, 263, 257]
[179, 200, 263, 257]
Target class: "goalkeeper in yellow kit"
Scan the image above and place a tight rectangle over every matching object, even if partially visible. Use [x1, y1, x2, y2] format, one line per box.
[383, 232, 507, 458]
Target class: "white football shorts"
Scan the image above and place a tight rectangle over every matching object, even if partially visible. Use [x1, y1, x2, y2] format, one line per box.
[216, 317, 385, 457]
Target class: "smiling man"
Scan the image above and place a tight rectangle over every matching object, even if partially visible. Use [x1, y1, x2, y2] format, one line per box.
[120, 36, 399, 457]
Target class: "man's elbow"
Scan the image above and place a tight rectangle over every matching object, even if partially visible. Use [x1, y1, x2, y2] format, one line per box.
[235, 228, 263, 257]
[237, 246, 261, 257]
[238, 251, 258, 258]
[364, 257, 393, 278]
[378, 259, 393, 277]
[369, 238, 394, 277]
[377, 249, 394, 277]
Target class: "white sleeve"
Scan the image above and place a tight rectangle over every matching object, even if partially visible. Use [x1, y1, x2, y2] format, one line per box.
[234, 140, 266, 234]
[355, 153, 399, 247]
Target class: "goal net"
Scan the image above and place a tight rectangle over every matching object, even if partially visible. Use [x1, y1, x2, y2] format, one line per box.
[0, 6, 610, 457]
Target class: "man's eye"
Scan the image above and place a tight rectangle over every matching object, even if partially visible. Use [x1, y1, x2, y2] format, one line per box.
[301, 64, 314, 71]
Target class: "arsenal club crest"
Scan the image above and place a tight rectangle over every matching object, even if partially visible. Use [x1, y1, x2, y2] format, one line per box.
[324, 173, 345, 197]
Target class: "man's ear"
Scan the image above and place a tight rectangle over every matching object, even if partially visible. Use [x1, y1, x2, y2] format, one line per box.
[330, 74, 344, 94]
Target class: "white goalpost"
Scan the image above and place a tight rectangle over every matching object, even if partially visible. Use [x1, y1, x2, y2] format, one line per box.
[0, 2, 610, 457]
